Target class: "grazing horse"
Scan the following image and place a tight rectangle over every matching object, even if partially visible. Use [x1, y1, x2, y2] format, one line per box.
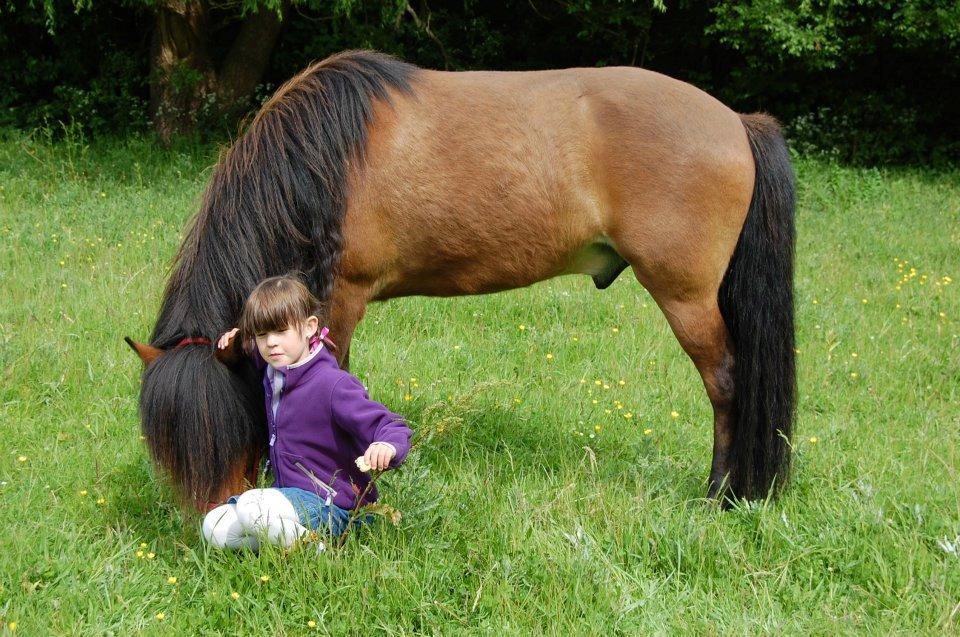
[126, 50, 795, 510]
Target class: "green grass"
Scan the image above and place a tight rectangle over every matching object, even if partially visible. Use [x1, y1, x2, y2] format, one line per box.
[1, 127, 958, 635]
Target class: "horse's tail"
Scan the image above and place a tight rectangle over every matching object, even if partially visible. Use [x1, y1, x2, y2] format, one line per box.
[717, 112, 796, 500]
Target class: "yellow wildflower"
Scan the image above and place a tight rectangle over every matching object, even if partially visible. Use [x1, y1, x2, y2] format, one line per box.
[546, 353, 554, 360]
[136, 550, 144, 558]
[79, 490, 88, 496]
[308, 620, 317, 628]
[670, 411, 679, 419]
[147, 552, 155, 559]
[518, 324, 526, 331]
[231, 591, 240, 600]
[260, 575, 270, 582]
[17, 456, 26, 462]
[155, 612, 165, 621]
[643, 429, 653, 435]
[167, 577, 177, 585]
[809, 436, 819, 443]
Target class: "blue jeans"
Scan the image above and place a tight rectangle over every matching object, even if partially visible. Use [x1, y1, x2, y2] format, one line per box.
[228, 487, 369, 537]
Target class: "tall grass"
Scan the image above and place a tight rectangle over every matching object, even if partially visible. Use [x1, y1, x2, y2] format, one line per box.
[1, 128, 958, 634]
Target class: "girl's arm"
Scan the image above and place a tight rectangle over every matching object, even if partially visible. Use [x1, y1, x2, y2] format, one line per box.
[330, 374, 413, 470]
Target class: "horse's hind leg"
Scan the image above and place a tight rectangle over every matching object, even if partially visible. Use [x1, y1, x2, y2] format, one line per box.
[650, 294, 736, 499]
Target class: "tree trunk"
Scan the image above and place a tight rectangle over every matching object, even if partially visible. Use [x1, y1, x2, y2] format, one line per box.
[149, 1, 216, 145]
[149, 2, 285, 145]
[217, 7, 285, 124]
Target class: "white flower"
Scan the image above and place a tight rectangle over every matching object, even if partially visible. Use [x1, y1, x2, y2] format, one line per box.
[938, 535, 959, 556]
[355, 456, 371, 473]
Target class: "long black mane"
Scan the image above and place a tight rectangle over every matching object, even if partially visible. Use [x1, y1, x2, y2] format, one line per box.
[140, 51, 417, 504]
[152, 50, 417, 346]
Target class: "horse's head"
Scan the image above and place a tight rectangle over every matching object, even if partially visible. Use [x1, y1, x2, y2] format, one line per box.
[125, 337, 266, 510]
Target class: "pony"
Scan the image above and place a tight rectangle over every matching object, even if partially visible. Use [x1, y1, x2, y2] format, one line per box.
[126, 50, 795, 510]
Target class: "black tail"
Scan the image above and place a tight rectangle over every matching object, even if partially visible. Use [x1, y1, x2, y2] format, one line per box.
[717, 113, 796, 500]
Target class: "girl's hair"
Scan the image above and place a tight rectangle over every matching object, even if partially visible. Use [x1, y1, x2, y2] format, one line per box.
[238, 274, 323, 341]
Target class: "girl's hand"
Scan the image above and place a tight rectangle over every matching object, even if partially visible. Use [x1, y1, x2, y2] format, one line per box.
[217, 328, 239, 350]
[363, 442, 396, 471]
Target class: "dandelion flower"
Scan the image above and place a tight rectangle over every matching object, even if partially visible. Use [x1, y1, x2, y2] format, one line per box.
[136, 550, 144, 558]
[594, 425, 601, 432]
[809, 436, 819, 444]
[861, 298, 868, 304]
[850, 372, 858, 378]
[618, 380, 625, 386]
[260, 575, 270, 582]
[670, 411, 679, 419]
[308, 620, 317, 628]
[403, 394, 412, 402]
[611, 327, 619, 333]
[594, 380, 602, 386]
[17, 456, 26, 462]
[518, 325, 526, 331]
[7, 622, 16, 631]
[97, 498, 106, 505]
[79, 490, 88, 496]
[643, 429, 653, 435]
[231, 591, 240, 600]
[155, 612, 165, 621]
[546, 353, 554, 360]
[140, 542, 148, 548]
[147, 552, 155, 559]
[623, 412, 633, 419]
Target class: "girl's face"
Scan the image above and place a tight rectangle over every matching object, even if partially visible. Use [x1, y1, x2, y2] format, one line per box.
[254, 316, 319, 369]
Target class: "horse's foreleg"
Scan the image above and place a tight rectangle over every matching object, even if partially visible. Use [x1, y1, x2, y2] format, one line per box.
[325, 280, 371, 371]
[654, 296, 736, 501]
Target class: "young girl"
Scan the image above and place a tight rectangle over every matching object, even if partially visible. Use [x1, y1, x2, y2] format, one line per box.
[201, 274, 412, 552]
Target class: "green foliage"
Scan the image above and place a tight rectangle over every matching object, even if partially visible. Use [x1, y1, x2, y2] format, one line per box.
[1, 0, 958, 162]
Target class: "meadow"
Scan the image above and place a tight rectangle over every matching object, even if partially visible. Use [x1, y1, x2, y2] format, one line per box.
[0, 127, 958, 634]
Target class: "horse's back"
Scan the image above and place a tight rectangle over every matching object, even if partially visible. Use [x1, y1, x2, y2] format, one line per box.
[344, 64, 754, 299]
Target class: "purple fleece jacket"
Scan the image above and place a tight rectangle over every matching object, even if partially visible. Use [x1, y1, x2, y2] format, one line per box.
[252, 343, 412, 510]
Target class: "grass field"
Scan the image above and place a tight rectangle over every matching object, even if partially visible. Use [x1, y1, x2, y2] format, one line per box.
[1, 128, 958, 634]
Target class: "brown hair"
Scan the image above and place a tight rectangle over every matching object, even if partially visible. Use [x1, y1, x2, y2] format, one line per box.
[238, 274, 323, 342]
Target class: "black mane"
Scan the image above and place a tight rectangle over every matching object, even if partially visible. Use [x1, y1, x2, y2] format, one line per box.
[140, 50, 417, 504]
[151, 50, 417, 347]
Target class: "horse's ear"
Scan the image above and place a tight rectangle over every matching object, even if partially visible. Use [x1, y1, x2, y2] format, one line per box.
[124, 336, 163, 366]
